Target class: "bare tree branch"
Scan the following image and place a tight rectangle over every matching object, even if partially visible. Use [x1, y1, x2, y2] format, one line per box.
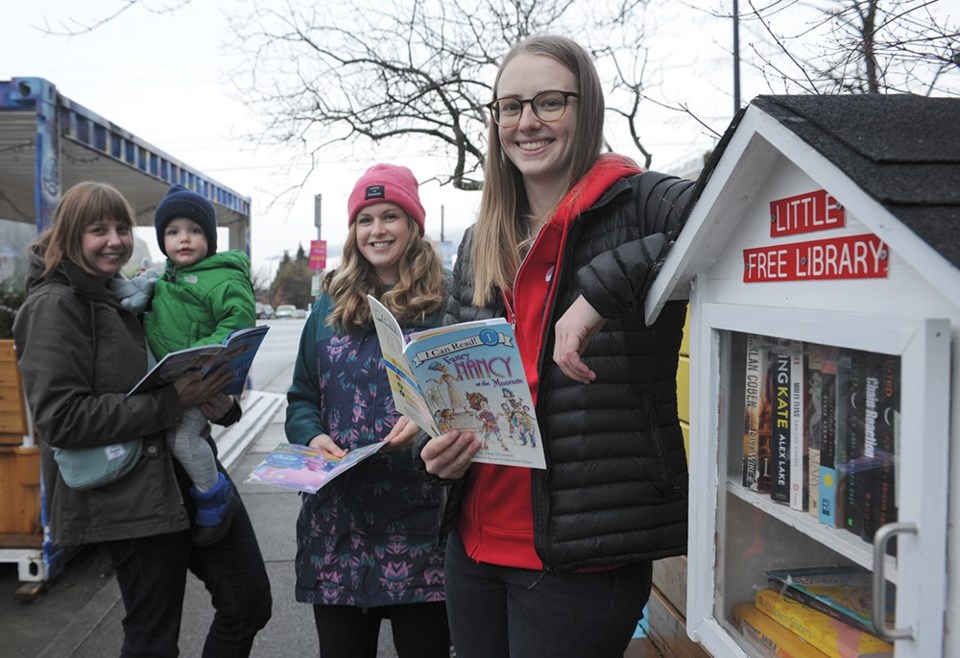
[37, 0, 191, 37]
[226, 0, 660, 190]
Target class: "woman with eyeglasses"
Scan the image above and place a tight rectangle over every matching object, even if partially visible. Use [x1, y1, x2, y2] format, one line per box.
[414, 35, 696, 657]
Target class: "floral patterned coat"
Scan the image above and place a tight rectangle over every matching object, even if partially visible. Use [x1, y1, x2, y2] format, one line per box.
[285, 292, 446, 607]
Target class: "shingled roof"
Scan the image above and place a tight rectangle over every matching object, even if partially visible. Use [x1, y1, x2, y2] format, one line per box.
[734, 95, 960, 270]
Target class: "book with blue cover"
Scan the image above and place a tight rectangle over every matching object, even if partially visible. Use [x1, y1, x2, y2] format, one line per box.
[766, 565, 895, 636]
[246, 441, 387, 494]
[367, 295, 545, 469]
[127, 324, 269, 396]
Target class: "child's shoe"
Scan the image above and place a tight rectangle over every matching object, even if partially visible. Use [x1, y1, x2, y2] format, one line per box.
[190, 471, 240, 548]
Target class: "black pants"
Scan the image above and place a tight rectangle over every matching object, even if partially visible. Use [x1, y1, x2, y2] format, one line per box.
[312, 601, 450, 658]
[104, 495, 272, 658]
[444, 530, 652, 658]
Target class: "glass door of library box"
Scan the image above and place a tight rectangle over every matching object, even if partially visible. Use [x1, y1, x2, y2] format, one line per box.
[686, 304, 949, 658]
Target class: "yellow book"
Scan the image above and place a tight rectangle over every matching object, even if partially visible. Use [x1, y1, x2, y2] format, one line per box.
[754, 589, 893, 658]
[732, 602, 829, 658]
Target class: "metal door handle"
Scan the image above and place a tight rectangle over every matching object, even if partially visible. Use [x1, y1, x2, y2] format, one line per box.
[872, 522, 916, 641]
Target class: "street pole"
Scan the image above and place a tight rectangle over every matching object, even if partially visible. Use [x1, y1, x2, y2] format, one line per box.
[314, 193, 322, 239]
[312, 194, 323, 303]
[733, 0, 741, 115]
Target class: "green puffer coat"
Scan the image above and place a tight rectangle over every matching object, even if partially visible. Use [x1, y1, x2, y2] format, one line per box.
[145, 250, 256, 359]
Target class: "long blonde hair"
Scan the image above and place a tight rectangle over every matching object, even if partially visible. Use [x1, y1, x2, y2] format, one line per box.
[32, 181, 136, 277]
[471, 35, 606, 306]
[323, 217, 446, 329]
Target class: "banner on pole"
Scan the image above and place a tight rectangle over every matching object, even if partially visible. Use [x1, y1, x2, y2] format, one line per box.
[309, 239, 327, 270]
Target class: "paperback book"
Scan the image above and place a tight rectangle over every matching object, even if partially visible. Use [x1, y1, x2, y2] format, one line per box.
[766, 565, 895, 635]
[742, 333, 773, 493]
[367, 295, 546, 469]
[732, 600, 829, 658]
[788, 345, 806, 511]
[127, 325, 269, 396]
[246, 441, 387, 494]
[861, 352, 899, 551]
[754, 588, 893, 658]
[818, 349, 843, 527]
[806, 346, 826, 517]
[770, 345, 792, 503]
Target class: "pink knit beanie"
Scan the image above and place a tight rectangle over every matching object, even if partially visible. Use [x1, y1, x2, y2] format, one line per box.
[347, 164, 426, 236]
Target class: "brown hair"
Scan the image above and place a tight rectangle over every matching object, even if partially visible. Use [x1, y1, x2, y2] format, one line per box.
[32, 181, 136, 277]
[323, 216, 446, 329]
[471, 35, 605, 306]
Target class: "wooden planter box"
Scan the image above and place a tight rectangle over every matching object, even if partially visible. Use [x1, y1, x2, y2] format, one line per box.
[0, 338, 28, 445]
[0, 339, 41, 542]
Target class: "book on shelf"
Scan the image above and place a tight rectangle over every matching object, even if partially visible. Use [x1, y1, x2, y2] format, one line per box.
[732, 600, 829, 658]
[754, 588, 893, 658]
[841, 350, 868, 536]
[861, 352, 899, 552]
[806, 345, 826, 518]
[818, 348, 843, 527]
[367, 295, 546, 469]
[127, 325, 269, 396]
[789, 346, 807, 511]
[770, 345, 792, 504]
[742, 333, 773, 493]
[246, 441, 387, 494]
[766, 565, 895, 636]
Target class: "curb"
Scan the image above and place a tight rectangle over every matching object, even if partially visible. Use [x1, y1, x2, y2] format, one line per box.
[214, 391, 285, 469]
[36, 390, 284, 657]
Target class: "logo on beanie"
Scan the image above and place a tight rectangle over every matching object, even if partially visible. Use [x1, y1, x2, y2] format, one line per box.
[364, 185, 386, 200]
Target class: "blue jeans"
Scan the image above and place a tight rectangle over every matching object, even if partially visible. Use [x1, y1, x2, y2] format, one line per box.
[444, 530, 652, 658]
[104, 491, 272, 657]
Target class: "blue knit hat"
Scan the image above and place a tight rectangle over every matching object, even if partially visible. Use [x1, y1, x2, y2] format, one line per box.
[154, 184, 218, 256]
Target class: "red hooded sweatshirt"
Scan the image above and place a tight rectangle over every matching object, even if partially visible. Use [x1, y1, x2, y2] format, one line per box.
[458, 155, 644, 569]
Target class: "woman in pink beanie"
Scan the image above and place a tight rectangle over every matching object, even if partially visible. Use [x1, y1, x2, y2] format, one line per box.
[286, 163, 451, 657]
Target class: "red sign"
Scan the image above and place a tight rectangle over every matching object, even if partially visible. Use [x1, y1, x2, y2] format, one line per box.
[309, 239, 327, 270]
[769, 189, 844, 237]
[743, 233, 889, 283]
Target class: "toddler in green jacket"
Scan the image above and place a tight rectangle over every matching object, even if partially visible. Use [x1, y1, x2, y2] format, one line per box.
[118, 184, 256, 547]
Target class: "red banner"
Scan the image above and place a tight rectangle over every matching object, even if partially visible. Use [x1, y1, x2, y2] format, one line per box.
[743, 234, 889, 283]
[309, 239, 327, 270]
[769, 189, 844, 237]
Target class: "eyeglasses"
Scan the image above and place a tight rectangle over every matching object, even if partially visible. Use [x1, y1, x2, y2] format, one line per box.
[485, 90, 580, 127]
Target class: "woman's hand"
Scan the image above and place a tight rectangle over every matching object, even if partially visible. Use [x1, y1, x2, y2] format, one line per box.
[421, 430, 482, 480]
[552, 294, 606, 384]
[308, 433, 347, 459]
[173, 367, 233, 408]
[382, 416, 421, 451]
[200, 393, 236, 421]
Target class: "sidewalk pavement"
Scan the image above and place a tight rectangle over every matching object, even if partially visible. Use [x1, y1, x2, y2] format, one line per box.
[7, 389, 657, 657]
[20, 389, 408, 658]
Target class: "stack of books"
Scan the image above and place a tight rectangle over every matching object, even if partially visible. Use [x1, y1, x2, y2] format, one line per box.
[739, 334, 899, 549]
[731, 566, 895, 658]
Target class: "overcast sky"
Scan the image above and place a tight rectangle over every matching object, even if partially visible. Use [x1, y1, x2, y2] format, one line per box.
[3, 0, 754, 278]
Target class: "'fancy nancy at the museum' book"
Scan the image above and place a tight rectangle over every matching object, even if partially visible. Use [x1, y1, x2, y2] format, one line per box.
[367, 295, 545, 469]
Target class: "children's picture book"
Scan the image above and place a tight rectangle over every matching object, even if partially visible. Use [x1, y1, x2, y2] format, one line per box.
[754, 588, 893, 658]
[246, 441, 387, 494]
[766, 565, 895, 636]
[732, 600, 829, 658]
[127, 325, 269, 397]
[367, 295, 546, 469]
